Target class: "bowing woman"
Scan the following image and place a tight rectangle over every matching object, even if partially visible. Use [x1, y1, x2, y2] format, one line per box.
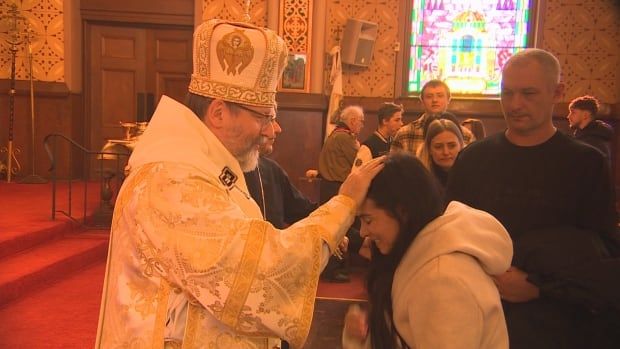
[342, 153, 512, 349]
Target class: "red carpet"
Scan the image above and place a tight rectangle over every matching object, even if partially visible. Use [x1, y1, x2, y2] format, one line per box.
[0, 261, 106, 348]
[0, 180, 104, 258]
[317, 267, 367, 300]
[0, 180, 102, 232]
[0, 181, 108, 307]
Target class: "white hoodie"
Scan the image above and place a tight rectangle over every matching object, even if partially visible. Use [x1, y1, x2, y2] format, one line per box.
[392, 201, 512, 349]
[343, 201, 512, 349]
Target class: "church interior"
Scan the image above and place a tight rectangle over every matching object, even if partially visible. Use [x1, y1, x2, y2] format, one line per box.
[1, 0, 619, 348]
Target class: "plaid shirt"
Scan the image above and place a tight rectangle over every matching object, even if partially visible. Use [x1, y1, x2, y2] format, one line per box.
[390, 113, 475, 155]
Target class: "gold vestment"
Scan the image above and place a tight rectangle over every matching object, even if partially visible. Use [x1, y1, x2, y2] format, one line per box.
[96, 96, 355, 349]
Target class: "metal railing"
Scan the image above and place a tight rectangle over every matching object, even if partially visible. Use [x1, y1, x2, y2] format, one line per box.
[43, 133, 130, 228]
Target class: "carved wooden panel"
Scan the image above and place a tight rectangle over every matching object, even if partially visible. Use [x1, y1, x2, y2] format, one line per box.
[541, 0, 620, 103]
[278, 0, 312, 92]
[326, 0, 401, 98]
[0, 0, 64, 82]
[202, 0, 267, 26]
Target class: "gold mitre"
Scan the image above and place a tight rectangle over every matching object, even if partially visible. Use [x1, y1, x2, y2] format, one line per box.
[188, 19, 288, 108]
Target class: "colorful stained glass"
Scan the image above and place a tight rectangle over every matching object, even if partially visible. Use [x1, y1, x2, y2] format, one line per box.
[408, 0, 533, 95]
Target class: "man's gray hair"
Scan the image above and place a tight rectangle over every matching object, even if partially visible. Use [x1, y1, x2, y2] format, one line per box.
[503, 48, 561, 86]
[339, 105, 364, 126]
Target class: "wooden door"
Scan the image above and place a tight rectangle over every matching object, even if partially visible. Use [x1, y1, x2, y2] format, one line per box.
[147, 28, 193, 109]
[86, 24, 193, 152]
[88, 24, 147, 150]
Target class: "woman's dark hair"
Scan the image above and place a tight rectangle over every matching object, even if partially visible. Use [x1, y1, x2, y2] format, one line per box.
[365, 153, 444, 348]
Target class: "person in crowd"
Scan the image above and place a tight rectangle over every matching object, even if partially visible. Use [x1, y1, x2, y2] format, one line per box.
[244, 131, 319, 229]
[319, 105, 365, 201]
[417, 117, 464, 189]
[567, 94, 613, 163]
[461, 118, 487, 140]
[391, 79, 474, 155]
[446, 48, 620, 349]
[342, 153, 512, 349]
[318, 106, 366, 282]
[352, 102, 404, 171]
[96, 19, 385, 349]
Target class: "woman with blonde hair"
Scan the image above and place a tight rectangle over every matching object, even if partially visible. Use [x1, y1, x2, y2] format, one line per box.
[417, 116, 464, 189]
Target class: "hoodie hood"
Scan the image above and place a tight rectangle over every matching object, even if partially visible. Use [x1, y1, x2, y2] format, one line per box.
[576, 120, 614, 141]
[396, 201, 512, 279]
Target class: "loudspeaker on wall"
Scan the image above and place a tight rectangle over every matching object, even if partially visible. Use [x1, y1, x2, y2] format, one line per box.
[340, 18, 378, 67]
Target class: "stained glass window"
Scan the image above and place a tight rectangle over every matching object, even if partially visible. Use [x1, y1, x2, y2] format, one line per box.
[408, 0, 534, 96]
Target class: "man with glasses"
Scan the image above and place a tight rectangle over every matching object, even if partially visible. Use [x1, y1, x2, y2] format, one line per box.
[96, 19, 383, 349]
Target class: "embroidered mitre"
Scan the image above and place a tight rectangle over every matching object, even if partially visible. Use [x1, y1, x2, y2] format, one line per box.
[189, 19, 289, 108]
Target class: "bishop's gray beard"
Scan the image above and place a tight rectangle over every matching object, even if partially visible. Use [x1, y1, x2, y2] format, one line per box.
[236, 135, 269, 172]
[237, 149, 259, 172]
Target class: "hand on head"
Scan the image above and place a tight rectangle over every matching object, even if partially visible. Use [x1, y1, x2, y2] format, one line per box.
[339, 156, 385, 211]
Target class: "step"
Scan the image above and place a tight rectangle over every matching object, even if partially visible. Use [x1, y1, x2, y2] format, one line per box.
[0, 219, 77, 260]
[0, 235, 109, 306]
[0, 260, 107, 348]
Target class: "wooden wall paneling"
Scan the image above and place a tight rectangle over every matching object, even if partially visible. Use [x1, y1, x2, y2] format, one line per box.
[0, 81, 79, 179]
[81, 0, 194, 14]
[68, 93, 85, 178]
[270, 92, 328, 202]
[81, 0, 194, 26]
[33, 93, 84, 179]
[269, 108, 325, 203]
